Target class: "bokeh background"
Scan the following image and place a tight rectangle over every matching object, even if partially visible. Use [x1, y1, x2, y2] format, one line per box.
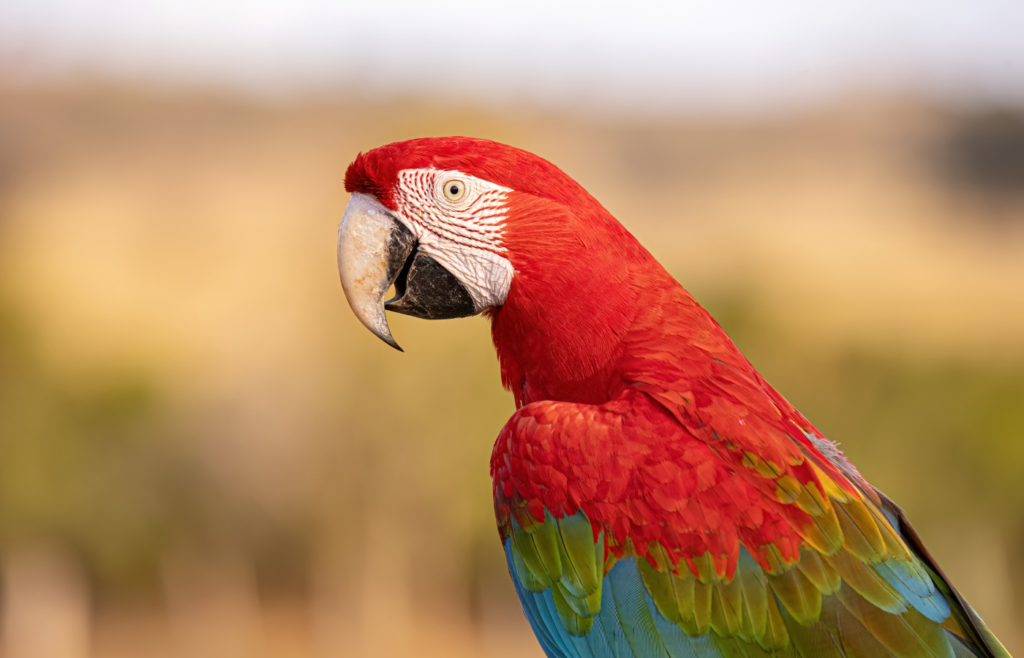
[1, 2, 1023, 656]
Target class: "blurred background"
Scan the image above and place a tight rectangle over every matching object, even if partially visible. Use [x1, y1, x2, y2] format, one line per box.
[1, 1, 1023, 656]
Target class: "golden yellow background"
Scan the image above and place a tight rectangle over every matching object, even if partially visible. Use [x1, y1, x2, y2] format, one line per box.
[0, 85, 1022, 656]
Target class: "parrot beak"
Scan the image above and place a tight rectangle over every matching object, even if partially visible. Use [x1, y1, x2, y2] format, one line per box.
[337, 193, 416, 351]
[338, 193, 481, 351]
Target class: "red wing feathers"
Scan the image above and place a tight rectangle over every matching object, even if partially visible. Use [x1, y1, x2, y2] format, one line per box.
[491, 386, 855, 579]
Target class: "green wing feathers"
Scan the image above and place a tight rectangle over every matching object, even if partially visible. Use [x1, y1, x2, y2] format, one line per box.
[510, 508, 606, 635]
[503, 489, 1011, 658]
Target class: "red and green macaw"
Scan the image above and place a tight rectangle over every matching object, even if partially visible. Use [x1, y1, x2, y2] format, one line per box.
[336, 137, 1011, 658]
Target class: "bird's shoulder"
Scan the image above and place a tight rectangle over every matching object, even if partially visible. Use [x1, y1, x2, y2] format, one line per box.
[490, 382, 863, 575]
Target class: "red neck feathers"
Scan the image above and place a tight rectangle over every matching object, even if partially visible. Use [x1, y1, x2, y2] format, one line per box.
[349, 137, 757, 409]
[490, 177, 749, 408]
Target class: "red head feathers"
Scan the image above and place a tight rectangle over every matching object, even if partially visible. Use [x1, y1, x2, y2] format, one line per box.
[342, 136, 728, 409]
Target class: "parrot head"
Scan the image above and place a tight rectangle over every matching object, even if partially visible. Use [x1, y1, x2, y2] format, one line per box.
[338, 136, 678, 404]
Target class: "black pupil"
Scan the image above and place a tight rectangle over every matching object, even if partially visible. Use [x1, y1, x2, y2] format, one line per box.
[449, 184, 459, 195]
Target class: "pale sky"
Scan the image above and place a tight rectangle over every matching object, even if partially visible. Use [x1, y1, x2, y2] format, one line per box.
[2, 0, 1023, 113]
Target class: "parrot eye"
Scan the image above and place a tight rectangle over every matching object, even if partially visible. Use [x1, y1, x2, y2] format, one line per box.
[443, 180, 466, 201]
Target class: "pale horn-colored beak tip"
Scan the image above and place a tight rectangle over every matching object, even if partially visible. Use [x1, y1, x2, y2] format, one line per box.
[336, 193, 406, 351]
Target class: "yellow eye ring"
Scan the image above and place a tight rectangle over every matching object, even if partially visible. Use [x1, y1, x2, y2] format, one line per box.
[443, 179, 466, 201]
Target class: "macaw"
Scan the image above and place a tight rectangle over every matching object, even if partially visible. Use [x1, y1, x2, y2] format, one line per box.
[335, 137, 1011, 658]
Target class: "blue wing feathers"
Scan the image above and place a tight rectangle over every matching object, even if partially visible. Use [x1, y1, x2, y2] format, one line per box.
[509, 538, 730, 658]
[505, 532, 983, 658]
[543, 591, 588, 658]
[506, 542, 565, 658]
[874, 560, 950, 622]
[607, 561, 673, 658]
[594, 578, 633, 658]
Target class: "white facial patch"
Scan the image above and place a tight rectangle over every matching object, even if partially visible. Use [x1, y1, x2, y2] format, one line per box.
[392, 168, 514, 311]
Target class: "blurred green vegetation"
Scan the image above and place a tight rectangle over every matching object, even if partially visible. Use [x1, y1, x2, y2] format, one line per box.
[0, 299, 171, 597]
[1, 284, 1022, 611]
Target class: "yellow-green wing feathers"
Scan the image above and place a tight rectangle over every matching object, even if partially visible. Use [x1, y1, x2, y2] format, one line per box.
[503, 491, 1010, 658]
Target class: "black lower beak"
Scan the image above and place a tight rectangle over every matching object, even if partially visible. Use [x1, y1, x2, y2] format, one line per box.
[385, 249, 477, 320]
